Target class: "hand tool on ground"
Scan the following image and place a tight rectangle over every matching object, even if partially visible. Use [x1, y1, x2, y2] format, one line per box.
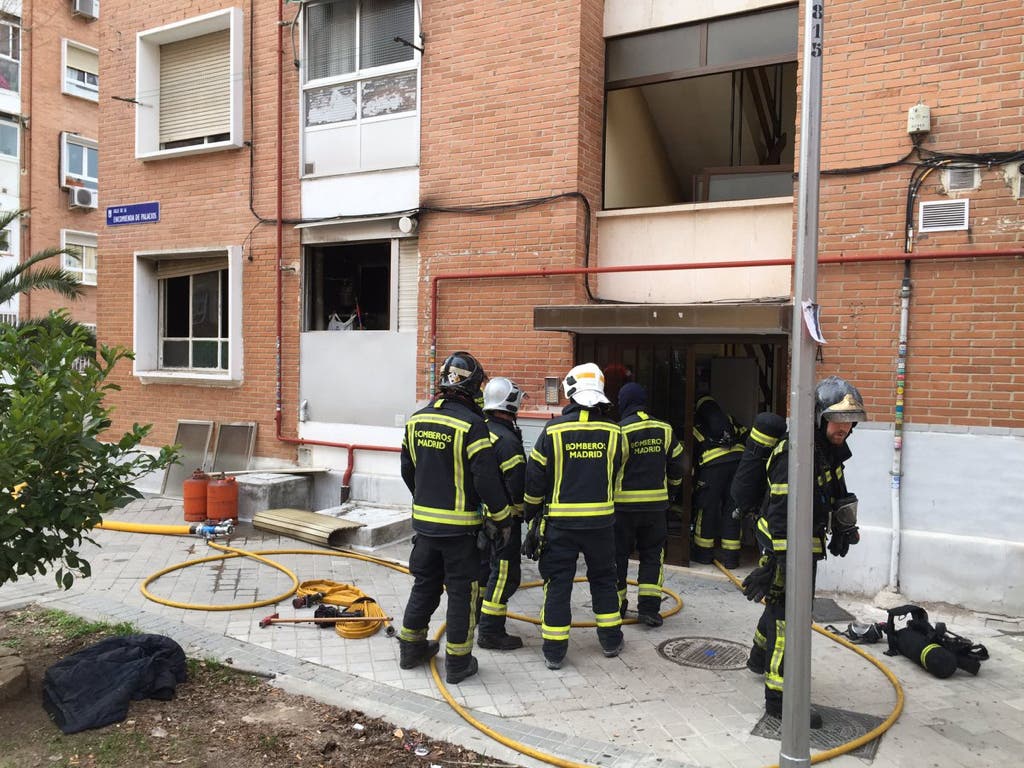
[292, 590, 327, 609]
[259, 612, 395, 630]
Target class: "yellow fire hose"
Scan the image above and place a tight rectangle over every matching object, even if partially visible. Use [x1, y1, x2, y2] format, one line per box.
[95, 520, 903, 768]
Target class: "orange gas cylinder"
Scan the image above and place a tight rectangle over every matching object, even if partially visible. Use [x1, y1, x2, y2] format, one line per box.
[183, 470, 210, 522]
[206, 475, 239, 522]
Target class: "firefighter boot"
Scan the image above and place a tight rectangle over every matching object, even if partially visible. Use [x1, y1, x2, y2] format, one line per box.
[477, 632, 524, 651]
[398, 639, 440, 670]
[766, 698, 823, 729]
[691, 546, 715, 565]
[445, 654, 479, 684]
[718, 549, 741, 569]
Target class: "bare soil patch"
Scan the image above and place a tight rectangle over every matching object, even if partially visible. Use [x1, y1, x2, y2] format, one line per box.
[0, 606, 521, 768]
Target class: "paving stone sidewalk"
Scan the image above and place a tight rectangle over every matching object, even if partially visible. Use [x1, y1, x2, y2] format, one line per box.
[2, 498, 1022, 768]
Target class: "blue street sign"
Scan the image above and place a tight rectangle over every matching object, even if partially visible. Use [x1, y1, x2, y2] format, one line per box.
[106, 201, 160, 227]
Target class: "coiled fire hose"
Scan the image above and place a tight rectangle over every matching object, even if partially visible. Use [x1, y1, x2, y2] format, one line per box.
[293, 580, 392, 639]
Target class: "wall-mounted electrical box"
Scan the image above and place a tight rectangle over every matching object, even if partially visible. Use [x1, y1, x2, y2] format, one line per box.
[1002, 163, 1024, 201]
[907, 103, 931, 136]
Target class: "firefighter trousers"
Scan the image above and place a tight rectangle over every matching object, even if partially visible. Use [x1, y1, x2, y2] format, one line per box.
[478, 517, 523, 638]
[613, 509, 666, 617]
[538, 524, 623, 663]
[693, 459, 742, 560]
[752, 560, 818, 708]
[400, 533, 479, 662]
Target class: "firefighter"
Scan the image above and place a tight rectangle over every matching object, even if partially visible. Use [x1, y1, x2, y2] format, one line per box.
[523, 363, 624, 669]
[742, 376, 865, 728]
[613, 383, 685, 626]
[691, 395, 746, 567]
[397, 351, 512, 685]
[477, 377, 527, 650]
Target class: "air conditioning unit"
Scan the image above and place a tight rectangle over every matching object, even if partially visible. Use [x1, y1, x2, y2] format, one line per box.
[72, 0, 99, 21]
[69, 187, 98, 209]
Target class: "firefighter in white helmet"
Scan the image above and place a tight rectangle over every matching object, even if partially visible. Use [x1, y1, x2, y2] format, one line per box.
[523, 363, 624, 669]
[476, 377, 528, 650]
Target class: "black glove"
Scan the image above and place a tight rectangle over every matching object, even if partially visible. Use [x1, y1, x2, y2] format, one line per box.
[483, 517, 512, 550]
[828, 526, 860, 557]
[742, 557, 775, 602]
[522, 520, 542, 561]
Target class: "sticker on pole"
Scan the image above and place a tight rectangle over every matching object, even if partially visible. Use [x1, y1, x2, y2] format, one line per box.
[802, 299, 827, 344]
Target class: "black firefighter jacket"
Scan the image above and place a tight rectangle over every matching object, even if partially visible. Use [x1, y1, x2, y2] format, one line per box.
[757, 428, 853, 560]
[523, 403, 622, 529]
[616, 406, 686, 513]
[487, 417, 527, 516]
[401, 394, 511, 535]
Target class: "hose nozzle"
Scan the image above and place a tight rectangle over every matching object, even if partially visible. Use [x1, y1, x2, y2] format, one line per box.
[189, 521, 234, 539]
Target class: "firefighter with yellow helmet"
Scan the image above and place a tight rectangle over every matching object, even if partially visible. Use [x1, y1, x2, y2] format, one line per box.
[742, 375, 866, 728]
[523, 363, 625, 669]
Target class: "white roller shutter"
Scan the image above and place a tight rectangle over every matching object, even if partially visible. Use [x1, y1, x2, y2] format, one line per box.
[160, 30, 230, 145]
[67, 45, 98, 75]
[397, 237, 419, 332]
[155, 253, 229, 280]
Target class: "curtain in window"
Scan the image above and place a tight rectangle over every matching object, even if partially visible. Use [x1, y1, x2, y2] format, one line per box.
[360, 0, 414, 69]
[306, 0, 356, 80]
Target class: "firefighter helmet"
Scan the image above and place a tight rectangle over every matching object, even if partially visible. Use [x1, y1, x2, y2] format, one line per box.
[482, 377, 525, 415]
[815, 376, 866, 427]
[562, 362, 610, 407]
[439, 351, 486, 397]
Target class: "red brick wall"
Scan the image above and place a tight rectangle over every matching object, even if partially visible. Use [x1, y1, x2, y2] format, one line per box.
[811, 0, 1024, 426]
[21, 1, 100, 324]
[98, 2, 301, 459]
[417, 0, 605, 403]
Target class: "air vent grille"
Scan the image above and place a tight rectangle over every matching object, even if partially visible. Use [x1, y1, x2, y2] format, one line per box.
[919, 199, 969, 232]
[943, 167, 978, 193]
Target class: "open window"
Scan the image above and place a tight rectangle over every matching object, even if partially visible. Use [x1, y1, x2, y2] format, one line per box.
[61, 230, 98, 286]
[604, 4, 797, 209]
[63, 40, 99, 101]
[304, 241, 394, 331]
[60, 132, 98, 191]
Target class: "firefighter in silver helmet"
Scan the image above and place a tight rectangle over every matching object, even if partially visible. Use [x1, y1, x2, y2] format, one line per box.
[742, 375, 865, 728]
[397, 351, 512, 685]
[477, 377, 528, 650]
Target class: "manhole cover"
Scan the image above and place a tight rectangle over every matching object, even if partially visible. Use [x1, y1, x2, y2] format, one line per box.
[752, 704, 884, 760]
[657, 637, 750, 670]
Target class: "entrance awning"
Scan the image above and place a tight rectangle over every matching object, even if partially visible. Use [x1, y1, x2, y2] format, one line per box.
[533, 303, 791, 335]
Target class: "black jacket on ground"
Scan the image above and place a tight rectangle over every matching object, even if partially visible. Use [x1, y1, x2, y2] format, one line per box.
[42, 634, 188, 734]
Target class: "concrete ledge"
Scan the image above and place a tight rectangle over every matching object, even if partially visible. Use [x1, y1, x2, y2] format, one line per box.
[0, 647, 28, 703]
[236, 473, 312, 522]
[320, 504, 411, 550]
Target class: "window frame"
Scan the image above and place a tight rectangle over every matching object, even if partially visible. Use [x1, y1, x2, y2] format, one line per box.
[300, 0, 419, 143]
[0, 18, 20, 95]
[62, 39, 99, 102]
[60, 132, 98, 191]
[0, 116, 17, 159]
[135, 7, 244, 161]
[61, 229, 98, 286]
[133, 246, 244, 386]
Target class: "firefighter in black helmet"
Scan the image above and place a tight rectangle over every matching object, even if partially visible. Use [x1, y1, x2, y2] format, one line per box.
[742, 376, 865, 728]
[523, 363, 624, 669]
[397, 351, 512, 685]
[614, 382, 685, 626]
[691, 396, 746, 567]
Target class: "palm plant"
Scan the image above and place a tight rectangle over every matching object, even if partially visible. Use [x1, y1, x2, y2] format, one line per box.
[0, 209, 82, 307]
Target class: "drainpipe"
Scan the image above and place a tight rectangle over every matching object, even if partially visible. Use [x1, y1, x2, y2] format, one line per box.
[272, 0, 399, 503]
[888, 263, 911, 591]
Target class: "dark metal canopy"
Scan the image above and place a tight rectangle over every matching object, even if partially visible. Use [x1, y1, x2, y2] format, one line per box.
[533, 302, 791, 336]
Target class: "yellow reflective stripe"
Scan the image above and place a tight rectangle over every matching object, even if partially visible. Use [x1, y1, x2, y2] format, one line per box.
[523, 493, 544, 505]
[721, 539, 741, 551]
[530, 448, 547, 465]
[921, 643, 942, 667]
[701, 444, 744, 463]
[694, 535, 715, 548]
[670, 443, 684, 458]
[547, 502, 614, 517]
[667, 478, 682, 488]
[489, 505, 511, 522]
[398, 626, 427, 643]
[637, 583, 662, 598]
[542, 623, 571, 641]
[750, 427, 779, 448]
[594, 611, 622, 628]
[500, 454, 525, 472]
[406, 413, 471, 432]
[466, 436, 491, 458]
[770, 482, 788, 495]
[754, 628, 767, 647]
[412, 505, 480, 526]
[766, 618, 786, 691]
[773, 539, 788, 552]
[693, 426, 706, 442]
[453, 430, 466, 513]
[480, 600, 507, 617]
[447, 639, 473, 656]
[616, 488, 669, 503]
[492, 558, 509, 605]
